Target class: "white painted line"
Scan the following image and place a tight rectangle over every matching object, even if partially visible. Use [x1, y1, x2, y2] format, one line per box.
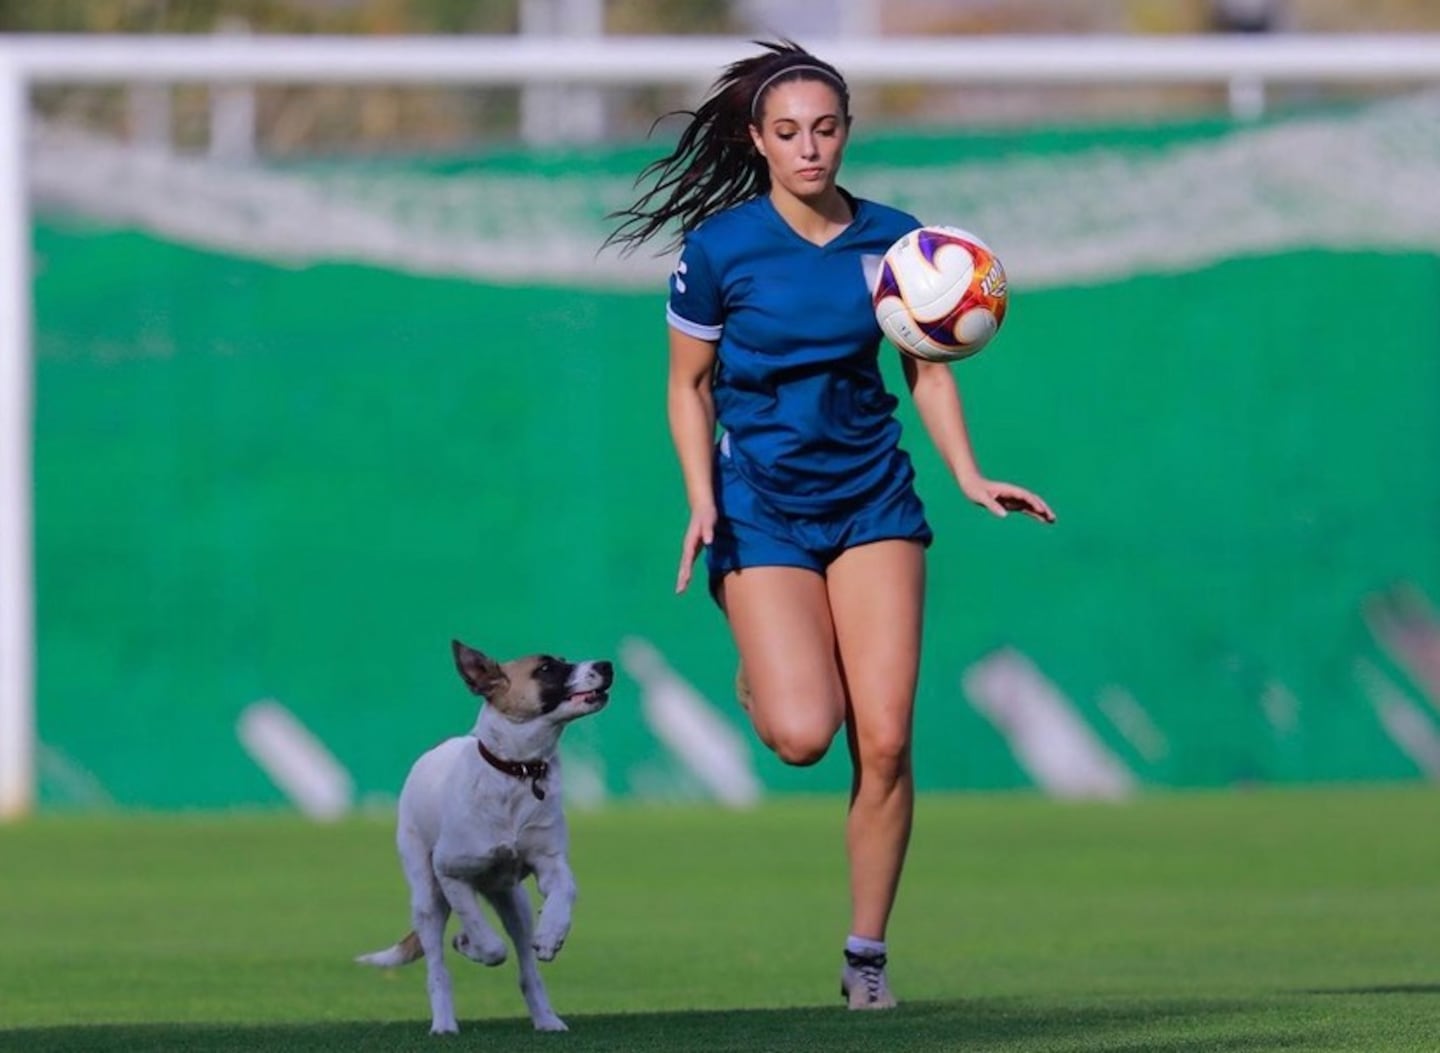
[621, 636, 762, 808]
[964, 648, 1136, 800]
[1356, 661, 1440, 779]
[237, 699, 354, 820]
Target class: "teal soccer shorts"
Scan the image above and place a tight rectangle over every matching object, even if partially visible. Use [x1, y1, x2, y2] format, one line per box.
[705, 445, 933, 602]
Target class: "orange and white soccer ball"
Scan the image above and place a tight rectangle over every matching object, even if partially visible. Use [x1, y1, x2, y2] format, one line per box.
[872, 225, 1009, 363]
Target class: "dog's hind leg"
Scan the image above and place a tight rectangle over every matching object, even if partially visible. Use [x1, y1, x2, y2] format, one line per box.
[415, 903, 459, 1034]
[488, 884, 566, 1032]
[400, 839, 460, 1035]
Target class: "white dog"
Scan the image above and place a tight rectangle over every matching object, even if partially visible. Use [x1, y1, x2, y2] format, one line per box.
[357, 640, 613, 1034]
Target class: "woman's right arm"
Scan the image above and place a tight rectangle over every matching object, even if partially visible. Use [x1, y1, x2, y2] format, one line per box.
[667, 327, 719, 594]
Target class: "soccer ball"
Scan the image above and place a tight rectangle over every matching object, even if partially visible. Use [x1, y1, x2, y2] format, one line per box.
[872, 225, 1009, 363]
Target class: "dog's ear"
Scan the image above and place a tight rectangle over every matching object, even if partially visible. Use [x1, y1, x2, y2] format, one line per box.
[452, 639, 507, 697]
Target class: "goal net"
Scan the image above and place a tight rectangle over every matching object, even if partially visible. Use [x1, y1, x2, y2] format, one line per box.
[32, 88, 1440, 289]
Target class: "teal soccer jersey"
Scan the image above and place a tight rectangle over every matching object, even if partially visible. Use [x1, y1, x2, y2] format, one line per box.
[667, 192, 924, 516]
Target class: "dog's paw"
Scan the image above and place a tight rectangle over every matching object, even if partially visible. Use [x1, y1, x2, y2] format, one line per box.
[453, 930, 507, 966]
[430, 1019, 459, 1036]
[533, 1012, 568, 1032]
[532, 933, 567, 962]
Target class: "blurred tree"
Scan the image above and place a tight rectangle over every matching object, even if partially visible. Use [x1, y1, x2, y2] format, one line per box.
[0, 0, 737, 34]
[609, 0, 733, 33]
[1209, 0, 1283, 33]
[3, 0, 1438, 35]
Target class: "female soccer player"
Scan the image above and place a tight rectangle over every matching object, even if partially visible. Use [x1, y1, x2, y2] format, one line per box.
[607, 41, 1054, 1009]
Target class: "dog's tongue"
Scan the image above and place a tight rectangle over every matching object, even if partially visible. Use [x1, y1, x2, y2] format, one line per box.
[569, 690, 599, 703]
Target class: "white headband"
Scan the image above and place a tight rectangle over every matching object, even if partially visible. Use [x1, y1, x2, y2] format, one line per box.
[750, 63, 848, 121]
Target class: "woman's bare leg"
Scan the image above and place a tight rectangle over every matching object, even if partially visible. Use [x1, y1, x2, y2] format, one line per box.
[718, 565, 846, 765]
[826, 540, 925, 942]
[721, 546, 923, 1009]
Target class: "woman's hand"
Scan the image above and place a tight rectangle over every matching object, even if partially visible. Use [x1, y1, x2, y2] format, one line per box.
[960, 476, 1056, 523]
[675, 504, 718, 594]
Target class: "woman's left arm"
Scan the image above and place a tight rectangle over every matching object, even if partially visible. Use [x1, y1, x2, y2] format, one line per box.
[903, 356, 1056, 523]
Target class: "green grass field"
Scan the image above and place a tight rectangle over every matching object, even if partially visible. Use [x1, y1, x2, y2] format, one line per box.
[2, 786, 1438, 1052]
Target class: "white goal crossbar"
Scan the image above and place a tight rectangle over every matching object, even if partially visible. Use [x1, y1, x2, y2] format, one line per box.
[5, 32, 1440, 818]
[9, 33, 1440, 85]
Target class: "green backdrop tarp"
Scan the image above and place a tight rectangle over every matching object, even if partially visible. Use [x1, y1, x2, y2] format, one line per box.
[33, 227, 1440, 807]
[28, 112, 1440, 808]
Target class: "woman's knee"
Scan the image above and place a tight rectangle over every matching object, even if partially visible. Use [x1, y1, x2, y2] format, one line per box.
[755, 711, 840, 767]
[853, 724, 913, 783]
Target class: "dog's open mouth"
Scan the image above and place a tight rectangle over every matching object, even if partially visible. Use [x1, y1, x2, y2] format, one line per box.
[568, 690, 609, 707]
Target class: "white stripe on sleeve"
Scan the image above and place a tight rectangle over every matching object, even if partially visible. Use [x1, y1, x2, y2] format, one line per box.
[666, 304, 722, 342]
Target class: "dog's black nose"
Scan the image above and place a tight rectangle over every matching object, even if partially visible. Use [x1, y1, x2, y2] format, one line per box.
[596, 660, 614, 683]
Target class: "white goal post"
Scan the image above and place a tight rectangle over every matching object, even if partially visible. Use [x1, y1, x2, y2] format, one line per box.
[4, 31, 1440, 819]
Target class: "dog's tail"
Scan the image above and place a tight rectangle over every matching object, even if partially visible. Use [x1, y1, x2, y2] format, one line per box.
[355, 930, 424, 968]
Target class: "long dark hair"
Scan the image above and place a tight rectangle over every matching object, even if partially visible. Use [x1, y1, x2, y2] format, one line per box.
[603, 41, 851, 255]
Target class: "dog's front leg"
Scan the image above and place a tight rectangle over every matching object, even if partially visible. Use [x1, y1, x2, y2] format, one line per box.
[487, 884, 566, 1031]
[529, 853, 577, 961]
[433, 871, 508, 966]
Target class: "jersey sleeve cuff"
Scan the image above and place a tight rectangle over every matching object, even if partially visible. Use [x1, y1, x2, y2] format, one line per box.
[666, 305, 723, 342]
